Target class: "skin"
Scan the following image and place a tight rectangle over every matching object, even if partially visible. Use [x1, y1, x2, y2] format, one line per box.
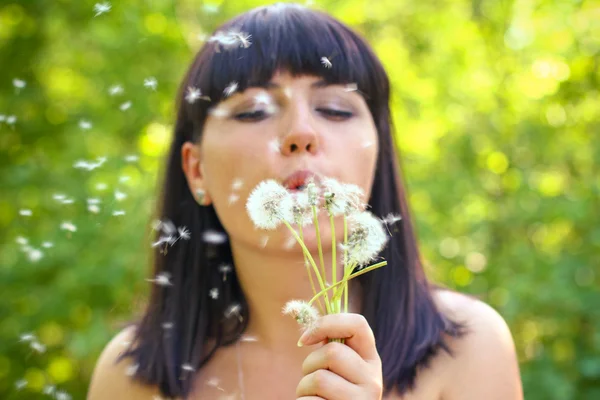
[88, 71, 523, 400]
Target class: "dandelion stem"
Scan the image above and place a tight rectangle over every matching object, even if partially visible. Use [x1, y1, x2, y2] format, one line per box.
[329, 212, 338, 313]
[308, 261, 387, 306]
[312, 206, 327, 288]
[343, 215, 348, 313]
[282, 221, 332, 314]
[299, 222, 325, 315]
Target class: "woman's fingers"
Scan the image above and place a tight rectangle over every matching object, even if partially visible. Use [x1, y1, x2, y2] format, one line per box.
[301, 341, 368, 384]
[296, 368, 360, 400]
[299, 313, 379, 362]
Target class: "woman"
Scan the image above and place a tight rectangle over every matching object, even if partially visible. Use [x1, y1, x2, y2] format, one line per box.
[88, 3, 523, 399]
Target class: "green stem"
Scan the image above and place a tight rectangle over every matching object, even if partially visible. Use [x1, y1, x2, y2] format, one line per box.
[329, 212, 337, 313]
[308, 261, 387, 306]
[282, 220, 332, 314]
[343, 216, 348, 313]
[299, 223, 325, 316]
[312, 206, 327, 290]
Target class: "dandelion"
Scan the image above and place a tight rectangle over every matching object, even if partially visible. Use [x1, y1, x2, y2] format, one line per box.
[345, 211, 389, 266]
[115, 190, 127, 201]
[223, 81, 238, 97]
[321, 177, 364, 216]
[55, 391, 72, 400]
[125, 363, 139, 376]
[42, 241, 54, 248]
[321, 56, 332, 68]
[143, 77, 158, 90]
[19, 209, 32, 216]
[60, 221, 77, 232]
[79, 119, 92, 130]
[93, 2, 111, 17]
[282, 300, 320, 330]
[202, 230, 228, 244]
[119, 101, 132, 111]
[15, 379, 27, 390]
[147, 272, 173, 286]
[246, 180, 294, 230]
[209, 288, 219, 299]
[108, 84, 123, 96]
[178, 226, 191, 240]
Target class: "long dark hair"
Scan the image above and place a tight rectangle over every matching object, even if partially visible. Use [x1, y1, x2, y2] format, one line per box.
[118, 3, 466, 398]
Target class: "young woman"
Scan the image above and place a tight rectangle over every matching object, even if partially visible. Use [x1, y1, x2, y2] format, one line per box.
[89, 3, 523, 399]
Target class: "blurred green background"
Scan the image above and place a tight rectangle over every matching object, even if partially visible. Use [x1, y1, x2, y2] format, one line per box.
[0, 0, 598, 399]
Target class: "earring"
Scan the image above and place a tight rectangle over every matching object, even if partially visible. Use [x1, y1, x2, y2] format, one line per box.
[195, 189, 207, 206]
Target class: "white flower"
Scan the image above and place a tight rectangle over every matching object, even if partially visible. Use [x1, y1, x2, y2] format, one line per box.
[291, 191, 313, 226]
[108, 84, 123, 96]
[143, 77, 158, 90]
[246, 180, 294, 230]
[119, 101, 132, 111]
[60, 221, 77, 232]
[19, 209, 32, 216]
[93, 2, 111, 17]
[223, 81, 238, 97]
[321, 56, 332, 68]
[79, 119, 92, 130]
[282, 300, 320, 329]
[345, 211, 389, 266]
[178, 226, 191, 240]
[321, 177, 364, 216]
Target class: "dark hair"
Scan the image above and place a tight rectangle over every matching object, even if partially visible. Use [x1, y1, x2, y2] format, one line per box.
[118, 3, 466, 398]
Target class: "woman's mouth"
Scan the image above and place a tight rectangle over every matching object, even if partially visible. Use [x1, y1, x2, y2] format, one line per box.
[282, 170, 319, 191]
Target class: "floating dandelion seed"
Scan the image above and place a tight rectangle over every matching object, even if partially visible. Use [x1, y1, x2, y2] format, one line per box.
[19, 332, 35, 342]
[13, 78, 26, 90]
[147, 272, 173, 286]
[125, 363, 139, 376]
[52, 193, 66, 201]
[208, 105, 231, 118]
[79, 119, 92, 130]
[233, 31, 252, 48]
[143, 77, 158, 90]
[283, 87, 293, 99]
[61, 198, 75, 204]
[0, 114, 5, 122]
[19, 209, 32, 216]
[162, 322, 174, 330]
[55, 391, 72, 400]
[181, 363, 195, 372]
[223, 81, 238, 97]
[209, 288, 219, 299]
[119, 175, 131, 183]
[15, 379, 27, 390]
[202, 230, 228, 244]
[41, 241, 54, 248]
[208, 29, 252, 51]
[202, 4, 220, 13]
[96, 182, 108, 190]
[178, 226, 191, 240]
[344, 83, 358, 92]
[114, 190, 127, 201]
[254, 92, 272, 106]
[224, 303, 242, 321]
[60, 221, 77, 232]
[240, 334, 258, 342]
[42, 385, 56, 395]
[93, 2, 111, 17]
[185, 86, 210, 104]
[112, 210, 125, 216]
[30, 340, 46, 353]
[321, 56, 332, 68]
[268, 138, 282, 153]
[228, 193, 240, 205]
[119, 101, 132, 111]
[16, 236, 29, 246]
[88, 204, 100, 213]
[218, 264, 232, 281]
[283, 300, 320, 330]
[6, 115, 17, 125]
[108, 84, 123, 96]
[246, 180, 294, 229]
[124, 154, 139, 162]
[283, 235, 297, 250]
[260, 235, 269, 248]
[231, 178, 244, 191]
[382, 213, 402, 225]
[27, 248, 43, 262]
[361, 140, 374, 148]
[206, 377, 225, 391]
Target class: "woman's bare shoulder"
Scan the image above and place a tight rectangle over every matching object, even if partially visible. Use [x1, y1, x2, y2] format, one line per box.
[88, 325, 161, 400]
[432, 289, 523, 400]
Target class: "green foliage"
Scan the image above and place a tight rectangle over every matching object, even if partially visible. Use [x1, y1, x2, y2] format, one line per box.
[0, 0, 598, 398]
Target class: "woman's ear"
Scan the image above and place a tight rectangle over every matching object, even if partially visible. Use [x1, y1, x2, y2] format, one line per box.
[181, 141, 212, 206]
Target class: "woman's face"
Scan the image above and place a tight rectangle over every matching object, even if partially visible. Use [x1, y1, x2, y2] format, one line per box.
[183, 70, 379, 251]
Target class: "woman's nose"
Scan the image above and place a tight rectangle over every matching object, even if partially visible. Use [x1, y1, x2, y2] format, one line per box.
[279, 105, 319, 156]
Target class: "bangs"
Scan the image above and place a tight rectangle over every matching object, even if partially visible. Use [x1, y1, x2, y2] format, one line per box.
[186, 4, 384, 115]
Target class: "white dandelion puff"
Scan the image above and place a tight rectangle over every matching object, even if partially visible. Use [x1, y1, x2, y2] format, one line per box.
[147, 272, 173, 286]
[79, 119, 92, 130]
[209, 288, 219, 299]
[143, 77, 158, 90]
[246, 180, 294, 230]
[19, 209, 32, 216]
[178, 226, 191, 240]
[93, 2, 111, 17]
[292, 191, 313, 226]
[60, 221, 77, 232]
[202, 230, 228, 244]
[321, 177, 364, 216]
[15, 379, 27, 390]
[345, 211, 389, 266]
[321, 56, 332, 68]
[119, 101, 132, 111]
[282, 300, 320, 330]
[223, 81, 238, 97]
[108, 84, 123, 96]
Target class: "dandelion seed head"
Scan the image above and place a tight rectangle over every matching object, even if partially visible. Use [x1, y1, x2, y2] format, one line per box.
[321, 177, 364, 216]
[292, 191, 313, 226]
[282, 300, 320, 329]
[246, 180, 294, 230]
[346, 211, 389, 266]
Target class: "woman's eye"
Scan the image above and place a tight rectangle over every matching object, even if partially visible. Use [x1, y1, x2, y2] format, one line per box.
[317, 108, 353, 120]
[234, 109, 267, 122]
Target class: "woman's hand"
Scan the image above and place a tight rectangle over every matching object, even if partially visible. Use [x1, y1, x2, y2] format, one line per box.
[295, 313, 383, 400]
